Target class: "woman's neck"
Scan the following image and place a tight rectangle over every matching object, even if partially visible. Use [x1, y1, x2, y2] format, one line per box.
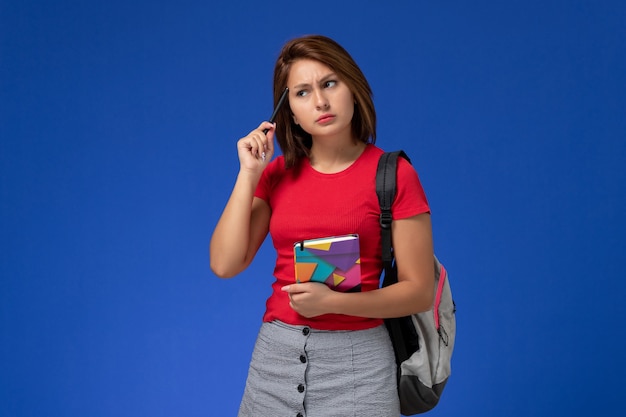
[308, 138, 367, 174]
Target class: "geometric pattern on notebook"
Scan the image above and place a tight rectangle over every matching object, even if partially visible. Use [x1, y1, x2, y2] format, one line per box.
[294, 236, 362, 292]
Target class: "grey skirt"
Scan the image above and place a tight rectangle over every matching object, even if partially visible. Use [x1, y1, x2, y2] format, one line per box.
[238, 320, 400, 417]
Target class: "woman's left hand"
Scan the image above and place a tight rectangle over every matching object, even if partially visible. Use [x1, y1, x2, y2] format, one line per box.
[281, 282, 336, 318]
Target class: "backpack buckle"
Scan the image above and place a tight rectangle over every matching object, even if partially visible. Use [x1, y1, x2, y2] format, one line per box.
[379, 211, 392, 229]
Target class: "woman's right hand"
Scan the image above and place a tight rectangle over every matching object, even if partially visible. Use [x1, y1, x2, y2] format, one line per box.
[236, 121, 275, 173]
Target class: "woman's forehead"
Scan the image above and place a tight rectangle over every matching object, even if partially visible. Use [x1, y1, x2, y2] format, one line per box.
[288, 59, 335, 86]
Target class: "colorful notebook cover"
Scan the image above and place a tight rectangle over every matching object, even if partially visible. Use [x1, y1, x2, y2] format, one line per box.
[293, 234, 362, 292]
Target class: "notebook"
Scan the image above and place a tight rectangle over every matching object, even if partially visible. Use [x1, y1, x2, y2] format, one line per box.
[293, 234, 362, 292]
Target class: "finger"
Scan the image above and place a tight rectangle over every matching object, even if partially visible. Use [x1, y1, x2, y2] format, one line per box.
[264, 124, 276, 153]
[243, 134, 267, 160]
[255, 136, 270, 161]
[238, 138, 259, 161]
[257, 121, 275, 134]
[247, 122, 275, 161]
[281, 284, 305, 294]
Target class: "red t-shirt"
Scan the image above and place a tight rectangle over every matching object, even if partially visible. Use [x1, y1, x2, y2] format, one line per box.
[254, 144, 430, 330]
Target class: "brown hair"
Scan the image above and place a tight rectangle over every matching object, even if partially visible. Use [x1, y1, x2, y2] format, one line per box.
[272, 35, 376, 168]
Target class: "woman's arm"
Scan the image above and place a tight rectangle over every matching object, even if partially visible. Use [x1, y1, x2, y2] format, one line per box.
[282, 213, 435, 317]
[209, 122, 275, 278]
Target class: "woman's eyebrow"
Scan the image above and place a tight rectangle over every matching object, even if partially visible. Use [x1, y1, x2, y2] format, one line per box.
[292, 73, 337, 90]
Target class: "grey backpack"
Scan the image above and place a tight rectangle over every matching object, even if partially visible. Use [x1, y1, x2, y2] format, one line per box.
[376, 150, 456, 415]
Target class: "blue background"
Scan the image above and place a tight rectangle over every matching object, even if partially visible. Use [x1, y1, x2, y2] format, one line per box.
[2, 1, 625, 416]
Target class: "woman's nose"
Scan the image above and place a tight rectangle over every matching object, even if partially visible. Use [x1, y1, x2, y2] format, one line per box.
[313, 89, 329, 110]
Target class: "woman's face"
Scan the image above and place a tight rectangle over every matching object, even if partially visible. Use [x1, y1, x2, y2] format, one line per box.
[287, 59, 355, 141]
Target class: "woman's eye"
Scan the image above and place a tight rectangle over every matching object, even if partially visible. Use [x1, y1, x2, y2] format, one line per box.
[296, 89, 308, 97]
[324, 80, 337, 88]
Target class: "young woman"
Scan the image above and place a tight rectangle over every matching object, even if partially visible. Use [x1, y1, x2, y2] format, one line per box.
[210, 35, 434, 417]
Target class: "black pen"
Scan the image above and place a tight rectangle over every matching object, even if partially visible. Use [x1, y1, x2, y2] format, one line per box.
[263, 87, 289, 134]
[261, 87, 289, 161]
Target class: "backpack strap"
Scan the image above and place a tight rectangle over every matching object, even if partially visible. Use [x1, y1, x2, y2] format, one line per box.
[376, 150, 411, 288]
[376, 150, 414, 365]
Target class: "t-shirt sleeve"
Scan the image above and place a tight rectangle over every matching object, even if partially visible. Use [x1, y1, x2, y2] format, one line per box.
[254, 156, 283, 203]
[392, 157, 430, 220]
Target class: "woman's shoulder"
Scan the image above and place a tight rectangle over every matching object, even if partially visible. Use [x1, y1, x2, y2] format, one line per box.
[262, 154, 303, 185]
[362, 145, 414, 171]
[356, 143, 383, 165]
[364, 143, 384, 156]
[264, 154, 287, 173]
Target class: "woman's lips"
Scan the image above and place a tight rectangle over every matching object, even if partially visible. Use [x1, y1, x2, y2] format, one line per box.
[316, 114, 335, 124]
